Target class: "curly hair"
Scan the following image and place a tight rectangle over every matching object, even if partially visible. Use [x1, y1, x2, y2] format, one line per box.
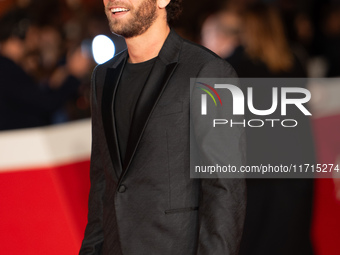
[166, 0, 183, 24]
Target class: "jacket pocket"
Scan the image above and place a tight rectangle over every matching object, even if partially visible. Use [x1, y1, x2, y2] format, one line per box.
[164, 206, 199, 215]
[152, 101, 183, 118]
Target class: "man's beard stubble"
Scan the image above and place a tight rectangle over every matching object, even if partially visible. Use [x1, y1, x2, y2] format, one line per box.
[106, 0, 158, 38]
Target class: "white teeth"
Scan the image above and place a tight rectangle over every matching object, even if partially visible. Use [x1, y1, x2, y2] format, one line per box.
[111, 8, 129, 13]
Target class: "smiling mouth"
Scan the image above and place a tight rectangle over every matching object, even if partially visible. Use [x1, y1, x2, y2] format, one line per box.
[110, 7, 130, 14]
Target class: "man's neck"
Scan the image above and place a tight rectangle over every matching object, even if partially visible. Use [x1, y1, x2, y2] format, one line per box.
[125, 22, 170, 64]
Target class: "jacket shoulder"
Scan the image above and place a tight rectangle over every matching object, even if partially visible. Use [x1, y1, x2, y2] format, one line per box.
[182, 39, 221, 60]
[181, 40, 237, 77]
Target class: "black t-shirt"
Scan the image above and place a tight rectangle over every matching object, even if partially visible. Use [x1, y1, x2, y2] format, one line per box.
[114, 57, 156, 163]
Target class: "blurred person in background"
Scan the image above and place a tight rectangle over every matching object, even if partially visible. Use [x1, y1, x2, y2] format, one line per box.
[200, 6, 242, 59]
[319, 4, 340, 77]
[225, 3, 316, 255]
[0, 8, 92, 131]
[227, 3, 305, 77]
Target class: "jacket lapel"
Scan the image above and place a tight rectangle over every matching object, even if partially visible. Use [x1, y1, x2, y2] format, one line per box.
[119, 29, 182, 184]
[101, 51, 127, 182]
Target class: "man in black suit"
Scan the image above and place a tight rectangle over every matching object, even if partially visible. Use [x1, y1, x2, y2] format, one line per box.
[80, 0, 246, 254]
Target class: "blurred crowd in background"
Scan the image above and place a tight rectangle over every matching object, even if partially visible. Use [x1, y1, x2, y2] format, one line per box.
[0, 0, 126, 130]
[1, 0, 340, 255]
[0, 0, 340, 130]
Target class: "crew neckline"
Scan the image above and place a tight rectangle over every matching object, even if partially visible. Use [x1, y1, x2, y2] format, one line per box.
[126, 56, 157, 67]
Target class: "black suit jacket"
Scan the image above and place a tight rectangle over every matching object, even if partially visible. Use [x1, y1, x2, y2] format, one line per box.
[80, 29, 246, 255]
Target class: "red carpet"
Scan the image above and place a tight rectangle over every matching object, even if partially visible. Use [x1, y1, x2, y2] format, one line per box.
[0, 160, 90, 255]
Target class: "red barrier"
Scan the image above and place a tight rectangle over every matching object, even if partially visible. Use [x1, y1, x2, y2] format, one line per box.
[312, 114, 340, 255]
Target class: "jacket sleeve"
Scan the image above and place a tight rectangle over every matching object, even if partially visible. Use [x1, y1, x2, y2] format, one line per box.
[191, 59, 247, 255]
[79, 66, 106, 255]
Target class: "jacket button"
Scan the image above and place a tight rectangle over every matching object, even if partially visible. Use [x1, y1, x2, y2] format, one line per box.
[118, 184, 127, 193]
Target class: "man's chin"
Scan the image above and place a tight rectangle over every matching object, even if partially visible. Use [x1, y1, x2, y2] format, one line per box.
[110, 26, 144, 39]
[109, 24, 127, 37]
